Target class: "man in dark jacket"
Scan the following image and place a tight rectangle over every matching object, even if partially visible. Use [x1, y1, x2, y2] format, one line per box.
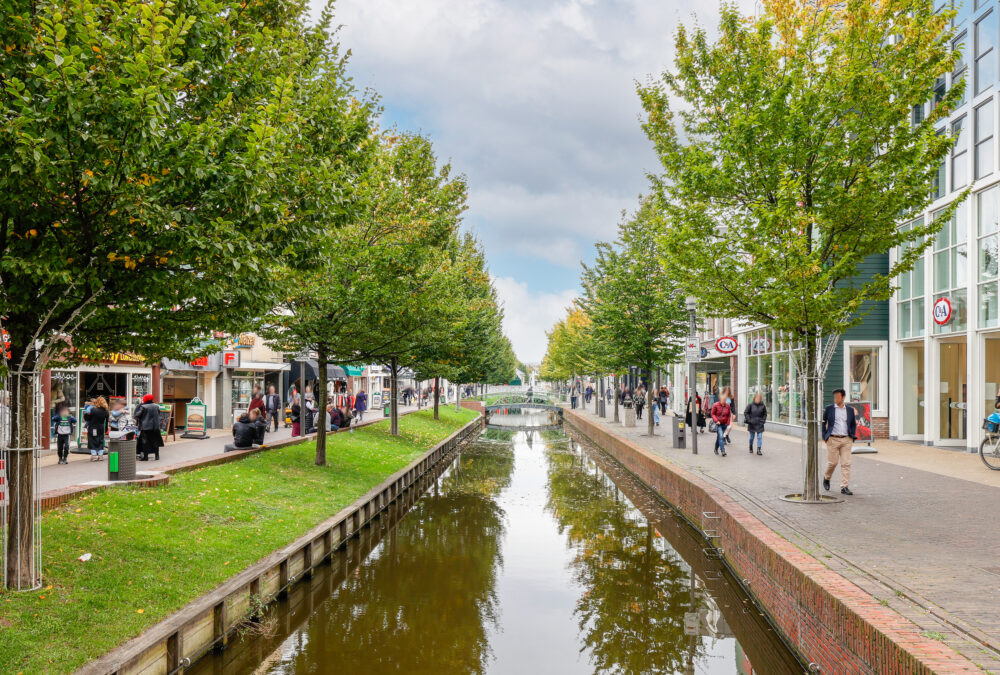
[134, 394, 163, 461]
[822, 388, 857, 495]
[231, 409, 266, 450]
[265, 385, 281, 432]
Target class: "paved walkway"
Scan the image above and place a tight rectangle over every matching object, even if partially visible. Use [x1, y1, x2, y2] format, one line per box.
[569, 406, 1000, 672]
[39, 404, 425, 494]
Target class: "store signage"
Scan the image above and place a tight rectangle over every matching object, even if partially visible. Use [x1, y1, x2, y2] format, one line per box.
[223, 350, 239, 367]
[933, 297, 952, 326]
[715, 336, 738, 354]
[190, 356, 209, 367]
[102, 352, 145, 365]
[1, 330, 10, 359]
[685, 340, 701, 363]
[182, 399, 208, 439]
[750, 337, 772, 354]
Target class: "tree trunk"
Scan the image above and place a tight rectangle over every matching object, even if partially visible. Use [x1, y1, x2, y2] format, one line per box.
[315, 347, 328, 466]
[455, 383, 461, 412]
[647, 363, 655, 436]
[803, 336, 821, 501]
[433, 376, 440, 420]
[390, 357, 400, 436]
[6, 370, 38, 589]
[613, 374, 620, 423]
[594, 376, 599, 415]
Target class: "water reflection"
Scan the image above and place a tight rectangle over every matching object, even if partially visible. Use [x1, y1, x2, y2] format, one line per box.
[192, 418, 801, 675]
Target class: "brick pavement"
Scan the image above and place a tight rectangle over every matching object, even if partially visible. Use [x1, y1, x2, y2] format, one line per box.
[571, 405, 1000, 673]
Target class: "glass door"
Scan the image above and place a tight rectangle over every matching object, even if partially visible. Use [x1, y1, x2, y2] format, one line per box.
[939, 340, 968, 441]
[902, 344, 925, 436]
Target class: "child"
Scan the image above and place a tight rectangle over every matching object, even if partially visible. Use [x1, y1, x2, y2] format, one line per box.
[52, 403, 77, 465]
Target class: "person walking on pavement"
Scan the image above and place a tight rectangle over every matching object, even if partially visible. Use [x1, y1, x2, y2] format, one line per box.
[634, 386, 645, 420]
[290, 392, 302, 437]
[822, 388, 856, 495]
[743, 392, 767, 455]
[248, 385, 265, 417]
[85, 396, 110, 461]
[710, 391, 731, 457]
[570, 381, 579, 409]
[135, 394, 164, 461]
[585, 383, 593, 404]
[658, 387, 669, 415]
[52, 402, 77, 465]
[266, 385, 281, 432]
[354, 389, 368, 423]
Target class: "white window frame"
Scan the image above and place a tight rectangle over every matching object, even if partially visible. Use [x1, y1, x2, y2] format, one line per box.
[842, 340, 889, 417]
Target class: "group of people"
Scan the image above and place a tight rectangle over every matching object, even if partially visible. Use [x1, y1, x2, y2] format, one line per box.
[50, 393, 164, 464]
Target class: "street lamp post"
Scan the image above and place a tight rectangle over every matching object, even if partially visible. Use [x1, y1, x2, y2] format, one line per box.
[686, 296, 698, 456]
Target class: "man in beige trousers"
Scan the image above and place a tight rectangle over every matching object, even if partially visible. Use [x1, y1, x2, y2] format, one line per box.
[821, 388, 856, 496]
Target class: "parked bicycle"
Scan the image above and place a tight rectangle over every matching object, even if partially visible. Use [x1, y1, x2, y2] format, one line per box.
[980, 412, 1000, 470]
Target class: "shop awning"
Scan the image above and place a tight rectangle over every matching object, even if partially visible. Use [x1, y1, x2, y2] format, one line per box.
[239, 360, 290, 372]
[344, 365, 364, 377]
[327, 365, 347, 380]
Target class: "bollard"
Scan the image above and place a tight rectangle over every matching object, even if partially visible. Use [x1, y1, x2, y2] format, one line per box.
[671, 416, 686, 449]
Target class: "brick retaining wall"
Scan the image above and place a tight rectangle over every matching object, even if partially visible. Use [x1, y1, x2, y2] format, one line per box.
[563, 409, 978, 675]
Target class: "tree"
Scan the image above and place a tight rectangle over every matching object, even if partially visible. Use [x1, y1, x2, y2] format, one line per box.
[638, 0, 962, 500]
[578, 200, 688, 436]
[0, 0, 338, 586]
[539, 305, 594, 395]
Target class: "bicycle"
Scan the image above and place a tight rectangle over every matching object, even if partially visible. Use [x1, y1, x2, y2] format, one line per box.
[980, 417, 1000, 470]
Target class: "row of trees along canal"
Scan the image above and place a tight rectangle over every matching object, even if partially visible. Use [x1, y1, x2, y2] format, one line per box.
[0, 0, 517, 589]
[542, 0, 965, 502]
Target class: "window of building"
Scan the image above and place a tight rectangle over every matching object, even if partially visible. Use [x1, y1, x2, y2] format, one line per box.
[976, 10, 997, 95]
[933, 208, 969, 334]
[953, 116, 969, 190]
[844, 342, 887, 415]
[955, 0, 973, 27]
[975, 98, 994, 179]
[934, 128, 947, 200]
[898, 218, 927, 338]
[954, 32, 968, 106]
[978, 185, 1000, 326]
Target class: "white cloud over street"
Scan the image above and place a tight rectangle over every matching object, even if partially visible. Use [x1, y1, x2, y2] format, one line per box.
[329, 0, 755, 361]
[491, 276, 578, 363]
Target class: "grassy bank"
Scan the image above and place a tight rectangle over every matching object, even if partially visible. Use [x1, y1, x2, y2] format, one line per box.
[0, 407, 476, 674]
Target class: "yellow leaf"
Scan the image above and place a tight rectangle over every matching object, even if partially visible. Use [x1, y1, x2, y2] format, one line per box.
[136, 608, 144, 614]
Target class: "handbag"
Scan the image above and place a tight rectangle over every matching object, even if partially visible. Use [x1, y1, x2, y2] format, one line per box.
[709, 421, 718, 433]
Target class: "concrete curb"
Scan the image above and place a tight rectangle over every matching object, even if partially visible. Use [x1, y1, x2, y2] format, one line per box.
[562, 408, 979, 675]
[39, 410, 418, 512]
[74, 414, 483, 675]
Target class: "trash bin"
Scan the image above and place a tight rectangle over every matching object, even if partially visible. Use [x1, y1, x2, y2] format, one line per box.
[108, 438, 137, 481]
[671, 416, 686, 449]
[384, 402, 391, 418]
[599, 400, 606, 417]
[623, 408, 636, 428]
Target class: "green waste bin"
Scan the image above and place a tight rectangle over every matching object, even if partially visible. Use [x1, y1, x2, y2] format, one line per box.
[108, 438, 137, 481]
[383, 402, 391, 418]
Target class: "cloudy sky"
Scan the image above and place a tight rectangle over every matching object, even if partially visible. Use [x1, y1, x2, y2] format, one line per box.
[328, 0, 756, 362]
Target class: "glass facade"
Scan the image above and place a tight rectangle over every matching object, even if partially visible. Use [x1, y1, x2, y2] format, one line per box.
[745, 329, 803, 427]
[978, 185, 1000, 326]
[933, 208, 969, 334]
[898, 218, 927, 338]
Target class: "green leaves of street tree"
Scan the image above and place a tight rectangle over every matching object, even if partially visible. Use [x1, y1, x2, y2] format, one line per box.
[578, 199, 688, 435]
[0, 0, 363, 585]
[638, 0, 963, 499]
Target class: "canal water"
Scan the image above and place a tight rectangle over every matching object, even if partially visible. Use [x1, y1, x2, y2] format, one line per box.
[189, 412, 803, 674]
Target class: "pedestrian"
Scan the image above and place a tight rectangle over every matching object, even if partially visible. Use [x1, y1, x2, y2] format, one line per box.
[653, 397, 661, 427]
[51, 402, 77, 465]
[290, 393, 302, 436]
[710, 391, 731, 457]
[585, 383, 593, 404]
[85, 396, 110, 461]
[265, 385, 281, 432]
[354, 389, 368, 423]
[634, 386, 645, 420]
[329, 404, 343, 431]
[723, 389, 736, 445]
[570, 381, 579, 409]
[822, 388, 857, 495]
[109, 399, 136, 441]
[743, 392, 767, 456]
[134, 394, 164, 461]
[658, 387, 669, 415]
[622, 388, 633, 409]
[248, 385, 265, 417]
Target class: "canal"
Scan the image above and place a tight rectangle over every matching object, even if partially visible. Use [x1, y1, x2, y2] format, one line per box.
[189, 412, 803, 674]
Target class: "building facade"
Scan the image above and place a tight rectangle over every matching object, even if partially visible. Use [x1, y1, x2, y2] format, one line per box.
[887, 0, 1000, 452]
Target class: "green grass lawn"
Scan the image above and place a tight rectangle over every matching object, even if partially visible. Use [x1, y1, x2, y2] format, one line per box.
[0, 407, 476, 674]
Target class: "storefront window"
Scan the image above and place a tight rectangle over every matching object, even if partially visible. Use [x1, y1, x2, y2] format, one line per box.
[775, 354, 790, 424]
[985, 338, 1000, 421]
[848, 346, 880, 410]
[978, 185, 1000, 327]
[898, 218, 927, 338]
[130, 373, 150, 407]
[49, 371, 78, 427]
[933, 208, 969, 334]
[232, 371, 263, 410]
[902, 344, 925, 436]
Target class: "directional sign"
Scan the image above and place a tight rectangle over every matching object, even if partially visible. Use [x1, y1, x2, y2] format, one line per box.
[685, 340, 701, 363]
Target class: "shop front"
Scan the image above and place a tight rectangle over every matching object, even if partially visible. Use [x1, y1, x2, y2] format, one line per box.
[161, 355, 222, 431]
[44, 354, 159, 450]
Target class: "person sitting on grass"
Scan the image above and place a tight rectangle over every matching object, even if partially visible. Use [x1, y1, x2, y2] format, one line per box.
[329, 405, 343, 431]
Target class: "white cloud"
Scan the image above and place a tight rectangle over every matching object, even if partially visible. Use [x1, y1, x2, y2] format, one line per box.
[492, 275, 577, 362]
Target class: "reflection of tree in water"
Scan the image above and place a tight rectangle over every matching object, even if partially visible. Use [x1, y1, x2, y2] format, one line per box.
[276, 442, 515, 675]
[545, 445, 700, 675]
